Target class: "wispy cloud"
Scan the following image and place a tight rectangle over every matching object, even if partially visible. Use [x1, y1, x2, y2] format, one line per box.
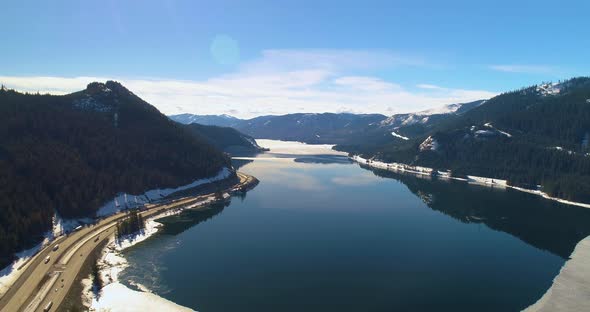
[488, 64, 557, 74]
[239, 49, 427, 73]
[416, 83, 446, 90]
[0, 49, 497, 118]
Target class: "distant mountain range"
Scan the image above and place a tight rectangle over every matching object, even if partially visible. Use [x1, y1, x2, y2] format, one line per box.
[4, 76, 586, 270]
[169, 100, 484, 146]
[169, 77, 590, 205]
[0, 81, 231, 268]
[171, 113, 242, 128]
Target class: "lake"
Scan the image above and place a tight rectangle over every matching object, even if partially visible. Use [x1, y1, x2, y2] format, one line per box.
[118, 140, 590, 311]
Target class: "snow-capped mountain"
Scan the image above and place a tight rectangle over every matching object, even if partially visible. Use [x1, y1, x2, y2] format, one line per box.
[379, 100, 486, 129]
[170, 113, 242, 128]
[169, 112, 388, 144]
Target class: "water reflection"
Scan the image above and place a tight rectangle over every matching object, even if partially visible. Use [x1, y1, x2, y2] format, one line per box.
[156, 202, 228, 236]
[119, 140, 590, 312]
[364, 165, 590, 259]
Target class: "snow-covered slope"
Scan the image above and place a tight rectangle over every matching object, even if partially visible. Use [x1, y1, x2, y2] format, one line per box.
[169, 114, 242, 127]
[379, 100, 486, 129]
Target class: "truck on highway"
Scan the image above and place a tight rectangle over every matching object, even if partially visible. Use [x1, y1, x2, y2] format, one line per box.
[43, 301, 53, 312]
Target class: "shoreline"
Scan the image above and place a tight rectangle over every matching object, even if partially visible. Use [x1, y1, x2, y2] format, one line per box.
[0, 167, 233, 296]
[86, 172, 259, 311]
[350, 155, 590, 209]
[523, 235, 590, 312]
[0, 170, 258, 312]
[350, 155, 590, 311]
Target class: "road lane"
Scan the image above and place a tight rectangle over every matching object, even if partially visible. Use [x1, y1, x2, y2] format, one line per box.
[0, 172, 256, 312]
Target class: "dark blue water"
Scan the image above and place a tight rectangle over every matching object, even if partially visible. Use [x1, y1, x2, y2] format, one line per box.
[119, 145, 590, 312]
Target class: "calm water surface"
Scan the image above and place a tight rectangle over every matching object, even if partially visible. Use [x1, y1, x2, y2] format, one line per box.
[120, 140, 590, 311]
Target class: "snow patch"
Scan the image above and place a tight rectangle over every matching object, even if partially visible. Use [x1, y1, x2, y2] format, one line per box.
[73, 95, 113, 113]
[536, 82, 561, 96]
[0, 241, 47, 296]
[475, 130, 495, 136]
[93, 283, 195, 312]
[418, 103, 462, 115]
[419, 136, 439, 151]
[391, 132, 409, 140]
[483, 123, 512, 137]
[551, 146, 575, 155]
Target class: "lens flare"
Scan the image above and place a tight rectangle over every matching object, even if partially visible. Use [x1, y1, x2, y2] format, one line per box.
[210, 34, 240, 66]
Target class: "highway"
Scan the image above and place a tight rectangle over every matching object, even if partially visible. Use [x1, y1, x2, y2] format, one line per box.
[0, 172, 256, 312]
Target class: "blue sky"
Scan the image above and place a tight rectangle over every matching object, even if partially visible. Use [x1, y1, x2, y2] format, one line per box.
[1, 0, 589, 117]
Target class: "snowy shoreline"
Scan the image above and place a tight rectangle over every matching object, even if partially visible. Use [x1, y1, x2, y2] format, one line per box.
[351, 155, 590, 209]
[0, 168, 231, 306]
[84, 194, 226, 311]
[351, 155, 590, 311]
[523, 235, 590, 312]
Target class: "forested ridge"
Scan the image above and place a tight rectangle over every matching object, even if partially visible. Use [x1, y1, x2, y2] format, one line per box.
[0, 81, 229, 268]
[182, 123, 266, 154]
[337, 77, 590, 204]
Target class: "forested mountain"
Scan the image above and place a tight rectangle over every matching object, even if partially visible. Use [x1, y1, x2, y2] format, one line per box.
[170, 114, 242, 128]
[236, 113, 388, 143]
[338, 78, 590, 204]
[182, 123, 267, 154]
[0, 81, 230, 268]
[170, 112, 389, 144]
[169, 101, 484, 146]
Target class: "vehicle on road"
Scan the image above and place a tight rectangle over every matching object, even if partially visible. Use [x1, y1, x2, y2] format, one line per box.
[43, 301, 53, 312]
[52, 244, 59, 251]
[44, 256, 50, 264]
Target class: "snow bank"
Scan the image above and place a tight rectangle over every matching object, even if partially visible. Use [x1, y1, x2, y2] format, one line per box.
[351, 155, 590, 209]
[466, 175, 508, 187]
[351, 156, 433, 177]
[97, 167, 231, 217]
[510, 186, 590, 209]
[93, 283, 195, 312]
[524, 236, 590, 312]
[0, 241, 46, 296]
[0, 212, 82, 296]
[52, 213, 94, 236]
[88, 195, 222, 311]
